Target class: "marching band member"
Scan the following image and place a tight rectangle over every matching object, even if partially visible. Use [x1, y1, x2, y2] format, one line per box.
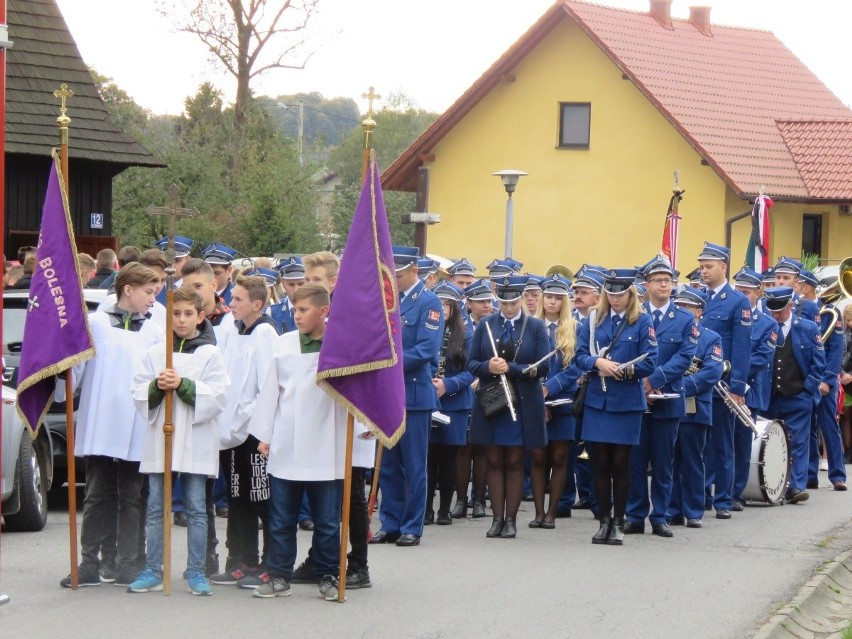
[575, 269, 657, 545]
[531, 274, 579, 529]
[372, 247, 443, 547]
[450, 279, 495, 519]
[624, 258, 696, 538]
[426, 282, 474, 525]
[523, 275, 543, 315]
[697, 242, 751, 520]
[268, 256, 306, 334]
[448, 258, 477, 291]
[154, 235, 194, 305]
[468, 275, 549, 539]
[732, 268, 777, 509]
[202, 243, 238, 306]
[773, 257, 819, 321]
[418, 257, 441, 290]
[669, 289, 723, 527]
[761, 287, 825, 503]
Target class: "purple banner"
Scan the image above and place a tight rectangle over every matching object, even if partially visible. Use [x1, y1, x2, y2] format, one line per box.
[16, 157, 95, 432]
[316, 152, 406, 447]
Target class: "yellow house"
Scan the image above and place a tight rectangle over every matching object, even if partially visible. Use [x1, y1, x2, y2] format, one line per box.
[382, 0, 852, 276]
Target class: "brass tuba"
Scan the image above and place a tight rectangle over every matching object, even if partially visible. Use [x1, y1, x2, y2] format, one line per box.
[545, 264, 574, 280]
[818, 257, 852, 342]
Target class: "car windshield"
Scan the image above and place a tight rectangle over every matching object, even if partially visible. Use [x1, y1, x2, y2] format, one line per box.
[3, 307, 26, 346]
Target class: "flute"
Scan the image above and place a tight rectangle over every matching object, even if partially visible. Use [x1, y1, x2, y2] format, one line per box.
[484, 321, 518, 422]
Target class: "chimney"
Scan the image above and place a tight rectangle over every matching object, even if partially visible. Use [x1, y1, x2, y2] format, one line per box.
[689, 6, 713, 36]
[649, 0, 673, 29]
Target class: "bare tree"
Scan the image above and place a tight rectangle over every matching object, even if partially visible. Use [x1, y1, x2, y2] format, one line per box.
[160, 0, 319, 131]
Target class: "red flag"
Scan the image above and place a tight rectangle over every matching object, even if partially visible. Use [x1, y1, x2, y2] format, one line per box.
[661, 191, 683, 270]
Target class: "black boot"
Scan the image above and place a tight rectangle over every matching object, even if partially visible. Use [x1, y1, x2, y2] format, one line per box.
[500, 518, 517, 539]
[450, 498, 467, 519]
[436, 510, 452, 525]
[472, 498, 487, 518]
[486, 517, 505, 538]
[423, 510, 434, 526]
[592, 516, 612, 545]
[607, 517, 625, 545]
[205, 552, 219, 577]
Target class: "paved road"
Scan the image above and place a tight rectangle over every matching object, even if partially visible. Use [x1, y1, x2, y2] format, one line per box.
[1, 471, 850, 639]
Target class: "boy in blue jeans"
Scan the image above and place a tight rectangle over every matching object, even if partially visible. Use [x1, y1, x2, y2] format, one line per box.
[249, 284, 348, 601]
[128, 287, 229, 595]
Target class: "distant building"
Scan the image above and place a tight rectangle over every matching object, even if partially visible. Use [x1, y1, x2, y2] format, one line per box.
[382, 0, 852, 273]
[5, 0, 164, 259]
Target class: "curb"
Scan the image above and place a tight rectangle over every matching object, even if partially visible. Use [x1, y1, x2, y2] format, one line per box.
[754, 549, 852, 639]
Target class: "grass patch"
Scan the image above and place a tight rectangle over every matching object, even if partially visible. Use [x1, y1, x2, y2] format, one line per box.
[815, 534, 837, 549]
[842, 622, 852, 639]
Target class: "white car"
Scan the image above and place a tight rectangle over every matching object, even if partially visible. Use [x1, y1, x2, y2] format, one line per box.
[1, 385, 51, 531]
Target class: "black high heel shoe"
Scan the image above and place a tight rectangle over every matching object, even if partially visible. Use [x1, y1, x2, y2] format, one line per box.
[500, 518, 517, 538]
[486, 517, 505, 538]
[592, 516, 612, 544]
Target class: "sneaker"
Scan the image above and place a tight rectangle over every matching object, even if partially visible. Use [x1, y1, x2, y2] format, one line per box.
[216, 506, 229, 518]
[210, 564, 250, 585]
[126, 569, 163, 593]
[60, 566, 101, 588]
[291, 559, 319, 584]
[345, 567, 372, 589]
[318, 575, 340, 601]
[99, 565, 117, 584]
[252, 577, 291, 598]
[819, 458, 829, 471]
[187, 573, 213, 596]
[173, 511, 188, 527]
[236, 566, 270, 590]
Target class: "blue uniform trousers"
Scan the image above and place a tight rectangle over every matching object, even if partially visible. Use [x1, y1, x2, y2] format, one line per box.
[733, 417, 758, 503]
[808, 387, 847, 484]
[627, 414, 679, 525]
[764, 393, 812, 493]
[379, 409, 430, 537]
[671, 422, 709, 521]
[705, 397, 735, 510]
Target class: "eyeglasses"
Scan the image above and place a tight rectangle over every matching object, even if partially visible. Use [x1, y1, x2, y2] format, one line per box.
[647, 278, 672, 285]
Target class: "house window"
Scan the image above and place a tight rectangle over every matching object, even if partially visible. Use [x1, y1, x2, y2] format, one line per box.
[801, 214, 823, 257]
[558, 102, 591, 148]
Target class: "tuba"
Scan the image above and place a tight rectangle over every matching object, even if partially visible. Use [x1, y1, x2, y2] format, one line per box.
[817, 257, 852, 342]
[545, 264, 575, 280]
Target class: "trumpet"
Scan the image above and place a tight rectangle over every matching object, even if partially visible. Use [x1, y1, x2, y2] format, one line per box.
[714, 361, 759, 436]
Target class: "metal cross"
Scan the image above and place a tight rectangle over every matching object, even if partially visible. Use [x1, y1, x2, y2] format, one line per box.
[144, 184, 199, 260]
[27, 296, 40, 312]
[361, 86, 381, 118]
[53, 84, 74, 118]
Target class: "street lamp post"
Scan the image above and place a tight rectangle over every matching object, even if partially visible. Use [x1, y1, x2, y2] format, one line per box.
[493, 169, 528, 259]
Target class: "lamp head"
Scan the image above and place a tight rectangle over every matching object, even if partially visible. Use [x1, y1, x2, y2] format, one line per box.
[492, 169, 528, 195]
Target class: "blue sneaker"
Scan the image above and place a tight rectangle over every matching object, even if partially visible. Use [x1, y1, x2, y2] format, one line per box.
[187, 573, 212, 596]
[126, 569, 163, 593]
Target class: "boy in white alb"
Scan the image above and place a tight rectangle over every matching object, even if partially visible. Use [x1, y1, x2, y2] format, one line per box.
[59, 263, 164, 588]
[249, 284, 348, 601]
[128, 287, 229, 596]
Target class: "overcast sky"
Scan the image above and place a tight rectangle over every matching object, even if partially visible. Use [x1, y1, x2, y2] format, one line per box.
[54, 0, 852, 116]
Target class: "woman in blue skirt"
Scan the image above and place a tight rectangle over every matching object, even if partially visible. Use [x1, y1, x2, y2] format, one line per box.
[469, 276, 550, 539]
[426, 282, 474, 525]
[531, 274, 581, 529]
[575, 269, 657, 545]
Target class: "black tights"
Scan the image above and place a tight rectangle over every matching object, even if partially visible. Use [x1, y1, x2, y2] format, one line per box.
[427, 443, 459, 513]
[530, 441, 571, 522]
[590, 442, 631, 519]
[486, 445, 525, 519]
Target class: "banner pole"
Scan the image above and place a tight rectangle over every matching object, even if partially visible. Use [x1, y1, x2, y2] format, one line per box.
[55, 84, 79, 591]
[336, 414, 355, 603]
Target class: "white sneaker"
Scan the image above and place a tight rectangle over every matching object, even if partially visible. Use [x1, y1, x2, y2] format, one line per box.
[819, 458, 829, 471]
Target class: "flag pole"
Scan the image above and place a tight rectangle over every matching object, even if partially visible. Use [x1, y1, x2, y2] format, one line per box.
[54, 83, 79, 590]
[0, 0, 9, 606]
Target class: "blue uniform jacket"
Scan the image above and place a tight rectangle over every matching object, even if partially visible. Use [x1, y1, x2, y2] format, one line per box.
[818, 307, 844, 389]
[644, 302, 697, 418]
[401, 280, 444, 411]
[782, 317, 826, 400]
[543, 323, 583, 416]
[576, 311, 658, 413]
[746, 308, 777, 412]
[267, 298, 297, 334]
[468, 313, 550, 447]
[700, 283, 752, 396]
[794, 295, 820, 323]
[682, 327, 724, 426]
[438, 325, 474, 412]
[219, 280, 234, 306]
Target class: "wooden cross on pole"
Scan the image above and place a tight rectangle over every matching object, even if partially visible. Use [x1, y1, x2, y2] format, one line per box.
[144, 184, 197, 595]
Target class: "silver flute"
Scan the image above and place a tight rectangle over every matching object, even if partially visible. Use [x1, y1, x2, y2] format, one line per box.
[484, 321, 518, 422]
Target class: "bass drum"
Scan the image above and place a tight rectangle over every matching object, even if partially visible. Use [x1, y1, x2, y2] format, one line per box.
[742, 418, 791, 504]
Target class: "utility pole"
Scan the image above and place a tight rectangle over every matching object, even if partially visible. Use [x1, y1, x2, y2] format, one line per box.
[277, 101, 304, 166]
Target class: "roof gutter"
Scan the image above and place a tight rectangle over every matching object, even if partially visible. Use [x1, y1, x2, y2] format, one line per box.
[725, 208, 752, 250]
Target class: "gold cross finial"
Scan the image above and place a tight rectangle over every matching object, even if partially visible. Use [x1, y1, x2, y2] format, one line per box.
[53, 84, 74, 117]
[361, 86, 381, 118]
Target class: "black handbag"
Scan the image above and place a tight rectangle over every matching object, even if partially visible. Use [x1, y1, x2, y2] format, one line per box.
[477, 377, 518, 418]
[571, 381, 588, 419]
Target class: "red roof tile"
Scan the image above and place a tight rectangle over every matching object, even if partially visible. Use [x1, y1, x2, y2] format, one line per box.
[382, 0, 852, 200]
[777, 119, 852, 200]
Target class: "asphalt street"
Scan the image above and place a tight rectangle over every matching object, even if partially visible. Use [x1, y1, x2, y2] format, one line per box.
[1, 470, 850, 639]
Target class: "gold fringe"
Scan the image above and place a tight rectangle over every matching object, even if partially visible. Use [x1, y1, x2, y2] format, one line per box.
[317, 379, 406, 448]
[15, 152, 97, 433]
[316, 357, 397, 381]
